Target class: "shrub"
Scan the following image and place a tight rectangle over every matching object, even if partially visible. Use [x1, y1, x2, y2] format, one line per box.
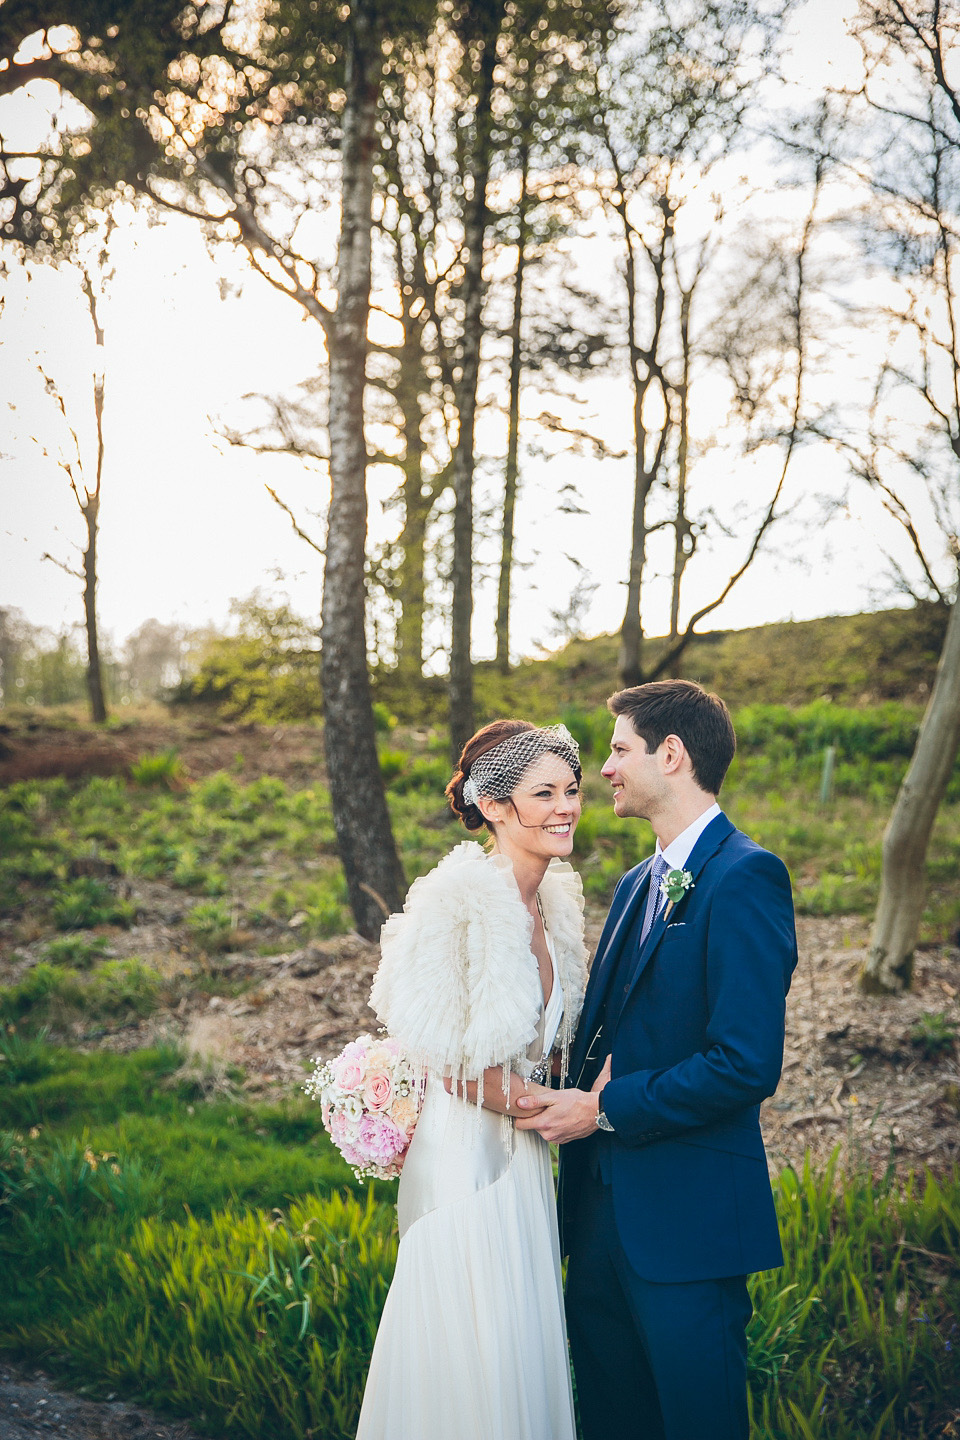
[388, 755, 449, 795]
[0, 1026, 56, 1086]
[910, 1011, 958, 1058]
[0, 963, 86, 1022]
[43, 935, 111, 968]
[51, 877, 135, 931]
[304, 895, 349, 939]
[186, 901, 233, 952]
[377, 748, 408, 782]
[372, 701, 398, 732]
[88, 959, 161, 1017]
[130, 750, 184, 789]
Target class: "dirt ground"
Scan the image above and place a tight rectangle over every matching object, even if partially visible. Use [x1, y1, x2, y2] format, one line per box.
[1, 713, 957, 1177]
[113, 906, 959, 1179]
[0, 1362, 201, 1440]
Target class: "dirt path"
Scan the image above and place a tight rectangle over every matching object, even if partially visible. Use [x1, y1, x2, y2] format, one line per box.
[0, 1363, 200, 1440]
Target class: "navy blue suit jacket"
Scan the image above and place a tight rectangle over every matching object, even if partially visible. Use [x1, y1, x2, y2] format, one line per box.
[558, 812, 798, 1283]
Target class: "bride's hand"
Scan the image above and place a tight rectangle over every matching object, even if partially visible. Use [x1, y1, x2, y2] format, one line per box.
[589, 1054, 612, 1093]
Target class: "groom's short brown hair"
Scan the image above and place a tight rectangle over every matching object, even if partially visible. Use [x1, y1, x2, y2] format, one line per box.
[607, 679, 736, 796]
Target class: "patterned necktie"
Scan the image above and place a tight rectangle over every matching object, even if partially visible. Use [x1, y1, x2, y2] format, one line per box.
[639, 852, 669, 946]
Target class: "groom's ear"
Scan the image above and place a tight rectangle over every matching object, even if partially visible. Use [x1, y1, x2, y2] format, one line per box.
[660, 733, 688, 776]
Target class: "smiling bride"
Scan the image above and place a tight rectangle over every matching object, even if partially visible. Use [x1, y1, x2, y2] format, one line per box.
[355, 719, 590, 1440]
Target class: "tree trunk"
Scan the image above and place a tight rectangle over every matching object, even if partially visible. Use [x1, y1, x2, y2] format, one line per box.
[322, 6, 405, 939]
[670, 289, 694, 643]
[615, 205, 670, 690]
[495, 129, 530, 676]
[863, 590, 960, 993]
[617, 394, 655, 688]
[81, 497, 108, 723]
[448, 13, 497, 763]
[394, 310, 429, 679]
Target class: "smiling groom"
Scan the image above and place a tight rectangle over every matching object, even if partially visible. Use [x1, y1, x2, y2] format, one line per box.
[516, 680, 798, 1440]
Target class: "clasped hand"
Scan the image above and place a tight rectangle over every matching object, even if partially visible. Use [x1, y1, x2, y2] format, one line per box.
[514, 1054, 612, 1144]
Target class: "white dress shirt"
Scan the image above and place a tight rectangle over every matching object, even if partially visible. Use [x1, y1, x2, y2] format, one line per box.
[655, 801, 722, 873]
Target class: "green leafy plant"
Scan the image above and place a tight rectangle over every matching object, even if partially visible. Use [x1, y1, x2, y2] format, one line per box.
[377, 748, 408, 782]
[130, 750, 184, 789]
[51, 878, 135, 931]
[88, 959, 161, 1017]
[43, 935, 111, 968]
[910, 1011, 958, 1058]
[186, 900, 233, 952]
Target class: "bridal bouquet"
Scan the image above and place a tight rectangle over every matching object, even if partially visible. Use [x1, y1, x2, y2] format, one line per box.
[305, 1034, 422, 1181]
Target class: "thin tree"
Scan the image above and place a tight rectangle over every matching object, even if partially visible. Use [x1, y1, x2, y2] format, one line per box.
[587, 7, 756, 685]
[321, 2, 408, 934]
[26, 260, 110, 724]
[827, 0, 960, 991]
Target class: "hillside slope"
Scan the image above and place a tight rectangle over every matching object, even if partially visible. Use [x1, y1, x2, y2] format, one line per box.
[457, 602, 949, 723]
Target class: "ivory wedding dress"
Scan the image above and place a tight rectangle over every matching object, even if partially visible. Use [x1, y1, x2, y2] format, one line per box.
[356, 928, 577, 1440]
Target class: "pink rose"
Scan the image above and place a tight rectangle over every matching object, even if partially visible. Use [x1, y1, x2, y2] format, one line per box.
[333, 1058, 365, 1092]
[364, 1071, 393, 1112]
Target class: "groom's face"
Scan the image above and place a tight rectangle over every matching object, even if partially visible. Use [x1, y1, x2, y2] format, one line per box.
[601, 715, 664, 820]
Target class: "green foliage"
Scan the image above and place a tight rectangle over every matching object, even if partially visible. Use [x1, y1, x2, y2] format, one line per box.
[387, 754, 449, 795]
[51, 877, 135, 930]
[179, 598, 322, 723]
[1, 1046, 959, 1438]
[910, 1011, 958, 1058]
[89, 958, 161, 1016]
[745, 1154, 960, 1437]
[130, 749, 184, 788]
[460, 604, 949, 726]
[372, 702, 397, 732]
[0, 962, 86, 1021]
[3, 700, 960, 956]
[186, 901, 233, 952]
[0, 1026, 56, 1085]
[377, 747, 408, 782]
[0, 958, 162, 1027]
[42, 933, 111, 968]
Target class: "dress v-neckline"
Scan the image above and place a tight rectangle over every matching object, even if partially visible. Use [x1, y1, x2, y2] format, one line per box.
[540, 927, 564, 1060]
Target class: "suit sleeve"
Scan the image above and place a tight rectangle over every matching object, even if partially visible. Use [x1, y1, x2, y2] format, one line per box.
[599, 849, 797, 1144]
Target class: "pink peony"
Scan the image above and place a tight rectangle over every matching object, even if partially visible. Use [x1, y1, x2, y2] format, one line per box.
[358, 1111, 408, 1168]
[363, 1071, 393, 1112]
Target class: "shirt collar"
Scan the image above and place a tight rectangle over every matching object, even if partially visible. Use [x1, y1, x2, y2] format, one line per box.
[655, 801, 722, 872]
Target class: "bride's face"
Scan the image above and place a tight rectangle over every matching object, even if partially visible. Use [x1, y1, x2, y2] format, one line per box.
[481, 755, 581, 862]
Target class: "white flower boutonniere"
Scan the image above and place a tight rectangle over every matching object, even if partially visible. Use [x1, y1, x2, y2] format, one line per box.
[660, 867, 694, 920]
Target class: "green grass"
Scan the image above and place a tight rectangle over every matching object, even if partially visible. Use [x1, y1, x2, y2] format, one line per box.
[2, 702, 959, 949]
[0, 1044, 956, 1439]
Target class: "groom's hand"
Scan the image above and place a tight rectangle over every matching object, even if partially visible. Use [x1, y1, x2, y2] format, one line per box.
[515, 1086, 600, 1142]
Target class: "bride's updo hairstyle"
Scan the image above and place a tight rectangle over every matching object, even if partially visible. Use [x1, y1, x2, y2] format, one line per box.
[446, 720, 581, 831]
[447, 721, 536, 831]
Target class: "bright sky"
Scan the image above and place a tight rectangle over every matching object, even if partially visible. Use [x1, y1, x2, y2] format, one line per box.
[0, 0, 948, 666]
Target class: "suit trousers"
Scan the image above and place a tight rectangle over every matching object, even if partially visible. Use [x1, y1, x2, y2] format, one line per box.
[565, 1164, 752, 1440]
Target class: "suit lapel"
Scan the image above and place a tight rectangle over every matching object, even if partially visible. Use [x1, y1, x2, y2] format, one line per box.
[617, 811, 735, 1013]
[570, 860, 652, 1075]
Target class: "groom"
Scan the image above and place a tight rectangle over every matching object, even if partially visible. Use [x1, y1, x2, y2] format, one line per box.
[517, 680, 797, 1440]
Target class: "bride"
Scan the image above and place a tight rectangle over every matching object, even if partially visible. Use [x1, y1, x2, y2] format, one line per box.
[356, 719, 589, 1440]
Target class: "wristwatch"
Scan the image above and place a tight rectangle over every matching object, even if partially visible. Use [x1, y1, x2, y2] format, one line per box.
[596, 1089, 615, 1133]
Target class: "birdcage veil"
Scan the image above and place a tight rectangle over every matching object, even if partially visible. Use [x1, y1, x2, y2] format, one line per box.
[461, 724, 580, 807]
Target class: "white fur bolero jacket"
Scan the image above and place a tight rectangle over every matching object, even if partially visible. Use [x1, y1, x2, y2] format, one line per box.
[369, 840, 589, 1088]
